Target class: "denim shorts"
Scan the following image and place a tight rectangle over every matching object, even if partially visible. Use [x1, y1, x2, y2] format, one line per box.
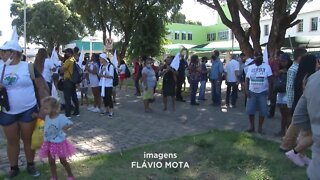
[276, 93, 288, 105]
[0, 105, 38, 126]
[246, 91, 268, 117]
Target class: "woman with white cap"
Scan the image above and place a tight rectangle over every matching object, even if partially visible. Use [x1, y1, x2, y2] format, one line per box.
[0, 40, 49, 178]
[98, 53, 114, 117]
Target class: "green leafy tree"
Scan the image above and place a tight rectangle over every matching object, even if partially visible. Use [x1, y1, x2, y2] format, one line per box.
[71, 0, 113, 46]
[197, 0, 309, 56]
[171, 12, 203, 25]
[171, 12, 186, 23]
[11, 0, 86, 51]
[105, 0, 183, 59]
[128, 6, 167, 58]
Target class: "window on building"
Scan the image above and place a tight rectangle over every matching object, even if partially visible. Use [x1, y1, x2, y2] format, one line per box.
[297, 20, 303, 32]
[174, 32, 180, 40]
[218, 31, 229, 40]
[311, 17, 318, 31]
[188, 32, 192, 40]
[207, 32, 216, 41]
[264, 25, 269, 36]
[181, 32, 186, 40]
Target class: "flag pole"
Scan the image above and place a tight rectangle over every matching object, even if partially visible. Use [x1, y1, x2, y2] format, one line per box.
[23, 0, 27, 54]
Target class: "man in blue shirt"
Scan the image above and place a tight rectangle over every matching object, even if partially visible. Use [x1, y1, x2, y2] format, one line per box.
[209, 51, 224, 106]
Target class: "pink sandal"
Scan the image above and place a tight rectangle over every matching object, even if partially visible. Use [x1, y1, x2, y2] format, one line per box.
[67, 177, 74, 180]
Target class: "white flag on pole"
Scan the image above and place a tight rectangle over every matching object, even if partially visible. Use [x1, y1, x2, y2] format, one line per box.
[170, 53, 180, 71]
[50, 50, 60, 66]
[112, 50, 118, 68]
[78, 47, 84, 66]
[11, 26, 19, 41]
[263, 46, 268, 63]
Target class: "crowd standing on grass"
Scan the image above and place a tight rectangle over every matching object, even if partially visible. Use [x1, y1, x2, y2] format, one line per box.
[1, 32, 320, 179]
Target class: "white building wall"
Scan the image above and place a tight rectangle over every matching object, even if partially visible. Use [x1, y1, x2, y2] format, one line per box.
[259, 10, 320, 44]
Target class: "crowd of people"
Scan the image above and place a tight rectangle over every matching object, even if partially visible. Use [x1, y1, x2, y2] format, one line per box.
[1, 37, 320, 179]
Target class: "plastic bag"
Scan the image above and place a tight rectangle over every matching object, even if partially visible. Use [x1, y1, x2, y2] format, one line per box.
[31, 118, 45, 150]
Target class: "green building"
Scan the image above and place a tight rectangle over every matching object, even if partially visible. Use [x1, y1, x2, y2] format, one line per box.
[165, 6, 236, 54]
[166, 22, 230, 45]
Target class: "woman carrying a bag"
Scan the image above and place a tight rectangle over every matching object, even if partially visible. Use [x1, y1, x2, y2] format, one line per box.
[0, 40, 49, 178]
[275, 53, 292, 136]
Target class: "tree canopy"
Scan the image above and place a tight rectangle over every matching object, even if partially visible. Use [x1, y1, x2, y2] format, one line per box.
[11, 0, 86, 51]
[197, 0, 309, 56]
[171, 12, 202, 25]
[71, 0, 113, 46]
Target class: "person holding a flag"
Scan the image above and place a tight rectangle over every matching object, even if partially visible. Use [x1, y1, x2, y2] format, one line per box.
[160, 56, 177, 111]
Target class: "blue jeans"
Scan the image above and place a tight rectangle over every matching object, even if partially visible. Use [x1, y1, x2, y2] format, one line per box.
[211, 80, 221, 105]
[198, 80, 206, 100]
[226, 82, 238, 105]
[190, 80, 199, 104]
[246, 91, 268, 117]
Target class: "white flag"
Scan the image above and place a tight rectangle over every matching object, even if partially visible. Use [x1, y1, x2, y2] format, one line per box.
[50, 50, 60, 66]
[263, 46, 268, 63]
[11, 26, 19, 41]
[170, 53, 180, 71]
[78, 47, 84, 66]
[112, 50, 118, 68]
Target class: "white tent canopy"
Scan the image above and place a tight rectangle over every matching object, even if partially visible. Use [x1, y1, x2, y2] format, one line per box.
[164, 43, 196, 49]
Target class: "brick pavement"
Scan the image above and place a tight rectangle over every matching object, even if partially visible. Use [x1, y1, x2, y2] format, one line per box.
[0, 87, 282, 174]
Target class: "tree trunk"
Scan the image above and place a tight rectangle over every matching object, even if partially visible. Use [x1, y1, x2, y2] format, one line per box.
[267, 0, 287, 56]
[102, 28, 107, 49]
[48, 42, 54, 56]
[233, 29, 254, 57]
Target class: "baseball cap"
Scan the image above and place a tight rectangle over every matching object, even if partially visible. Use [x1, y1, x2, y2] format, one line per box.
[99, 53, 108, 61]
[0, 40, 23, 52]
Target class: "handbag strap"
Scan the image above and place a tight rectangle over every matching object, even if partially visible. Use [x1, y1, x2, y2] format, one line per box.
[1, 64, 7, 84]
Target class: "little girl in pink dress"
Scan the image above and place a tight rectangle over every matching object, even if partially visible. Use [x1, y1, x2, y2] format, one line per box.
[39, 96, 76, 180]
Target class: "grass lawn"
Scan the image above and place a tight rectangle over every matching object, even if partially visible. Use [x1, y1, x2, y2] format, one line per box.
[0, 130, 308, 180]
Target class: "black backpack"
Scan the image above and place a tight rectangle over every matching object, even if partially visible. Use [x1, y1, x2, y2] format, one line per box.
[71, 62, 84, 84]
[125, 65, 131, 78]
[108, 64, 119, 87]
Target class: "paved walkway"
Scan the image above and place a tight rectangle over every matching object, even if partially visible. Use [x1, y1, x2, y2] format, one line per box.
[0, 85, 283, 174]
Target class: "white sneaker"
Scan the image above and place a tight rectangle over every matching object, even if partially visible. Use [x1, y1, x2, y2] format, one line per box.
[301, 155, 311, 166]
[87, 106, 95, 111]
[285, 150, 305, 167]
[92, 107, 100, 113]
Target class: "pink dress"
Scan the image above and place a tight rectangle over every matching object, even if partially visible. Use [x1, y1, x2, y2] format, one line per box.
[38, 114, 76, 159]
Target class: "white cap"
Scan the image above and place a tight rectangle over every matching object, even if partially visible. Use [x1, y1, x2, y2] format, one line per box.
[99, 53, 108, 61]
[0, 40, 23, 52]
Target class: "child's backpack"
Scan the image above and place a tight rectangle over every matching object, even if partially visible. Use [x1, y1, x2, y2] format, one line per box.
[71, 62, 84, 84]
[108, 64, 119, 87]
[125, 65, 131, 78]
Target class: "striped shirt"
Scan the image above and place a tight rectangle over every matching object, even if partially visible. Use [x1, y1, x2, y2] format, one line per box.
[286, 62, 299, 108]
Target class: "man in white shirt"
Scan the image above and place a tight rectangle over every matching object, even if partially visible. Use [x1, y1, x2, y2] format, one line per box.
[225, 55, 240, 107]
[245, 56, 272, 134]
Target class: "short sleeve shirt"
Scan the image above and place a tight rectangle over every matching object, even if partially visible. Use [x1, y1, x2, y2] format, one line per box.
[42, 58, 55, 83]
[142, 67, 156, 89]
[225, 59, 240, 82]
[62, 57, 75, 80]
[44, 114, 73, 143]
[246, 63, 272, 93]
